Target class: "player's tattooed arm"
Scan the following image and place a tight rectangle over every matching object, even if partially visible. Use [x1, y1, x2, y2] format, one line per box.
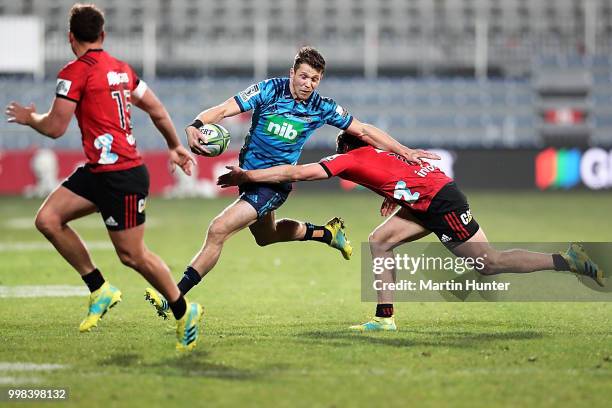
[5, 98, 75, 138]
[218, 163, 328, 187]
[345, 118, 440, 164]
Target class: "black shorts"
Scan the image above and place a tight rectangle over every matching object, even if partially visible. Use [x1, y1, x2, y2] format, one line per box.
[412, 182, 479, 245]
[239, 182, 292, 218]
[62, 164, 149, 231]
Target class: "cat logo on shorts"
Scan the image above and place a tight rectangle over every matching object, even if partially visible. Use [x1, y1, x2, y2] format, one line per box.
[460, 210, 472, 225]
[138, 198, 146, 213]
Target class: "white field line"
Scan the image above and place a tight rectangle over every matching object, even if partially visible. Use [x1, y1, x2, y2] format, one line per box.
[5, 217, 101, 229]
[0, 363, 66, 372]
[4, 217, 160, 229]
[0, 285, 88, 298]
[0, 362, 66, 386]
[0, 376, 41, 385]
[0, 241, 114, 252]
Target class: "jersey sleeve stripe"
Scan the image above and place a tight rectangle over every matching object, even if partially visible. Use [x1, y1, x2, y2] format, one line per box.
[56, 93, 78, 103]
[340, 116, 354, 130]
[233, 95, 247, 112]
[319, 162, 333, 178]
[132, 80, 148, 99]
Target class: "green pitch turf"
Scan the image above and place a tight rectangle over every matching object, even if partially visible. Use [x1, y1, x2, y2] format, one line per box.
[0, 192, 611, 407]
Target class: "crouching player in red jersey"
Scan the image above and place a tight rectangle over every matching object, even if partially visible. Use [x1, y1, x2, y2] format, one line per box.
[5, 4, 202, 350]
[218, 131, 605, 331]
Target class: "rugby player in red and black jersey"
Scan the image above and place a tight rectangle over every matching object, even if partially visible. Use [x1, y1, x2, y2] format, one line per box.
[5, 4, 202, 350]
[218, 131, 604, 331]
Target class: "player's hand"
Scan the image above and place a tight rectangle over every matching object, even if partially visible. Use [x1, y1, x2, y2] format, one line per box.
[185, 125, 211, 156]
[168, 145, 196, 176]
[380, 197, 398, 217]
[5, 101, 36, 125]
[217, 165, 248, 188]
[399, 147, 441, 165]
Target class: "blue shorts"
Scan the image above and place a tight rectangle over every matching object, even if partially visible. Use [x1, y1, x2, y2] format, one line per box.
[239, 183, 292, 218]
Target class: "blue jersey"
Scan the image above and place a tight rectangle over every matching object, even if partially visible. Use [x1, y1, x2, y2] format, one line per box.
[233, 77, 353, 170]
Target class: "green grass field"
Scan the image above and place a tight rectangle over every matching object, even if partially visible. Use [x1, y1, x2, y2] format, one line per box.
[1, 191, 611, 407]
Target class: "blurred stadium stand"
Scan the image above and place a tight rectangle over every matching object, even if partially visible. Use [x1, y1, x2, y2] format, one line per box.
[1, 0, 612, 149]
[2, 0, 612, 76]
[1, 77, 542, 149]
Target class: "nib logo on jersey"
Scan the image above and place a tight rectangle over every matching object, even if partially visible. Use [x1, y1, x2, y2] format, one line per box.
[536, 147, 612, 190]
[264, 116, 305, 143]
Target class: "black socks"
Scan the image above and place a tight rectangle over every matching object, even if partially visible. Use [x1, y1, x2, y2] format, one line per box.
[376, 303, 394, 318]
[82, 268, 105, 293]
[552, 254, 570, 271]
[177, 266, 202, 295]
[168, 296, 187, 320]
[302, 223, 332, 244]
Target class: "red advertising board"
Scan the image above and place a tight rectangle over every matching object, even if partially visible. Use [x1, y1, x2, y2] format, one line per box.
[0, 149, 239, 196]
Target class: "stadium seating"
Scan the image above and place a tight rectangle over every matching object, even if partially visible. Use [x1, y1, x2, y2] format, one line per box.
[4, 70, 612, 149]
[1, 1, 611, 149]
[0, 77, 540, 149]
[2, 0, 612, 75]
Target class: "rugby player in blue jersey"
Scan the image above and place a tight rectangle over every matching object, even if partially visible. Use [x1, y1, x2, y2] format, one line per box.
[145, 47, 439, 317]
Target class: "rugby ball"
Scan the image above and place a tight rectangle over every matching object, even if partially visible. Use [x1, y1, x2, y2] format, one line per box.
[197, 123, 231, 157]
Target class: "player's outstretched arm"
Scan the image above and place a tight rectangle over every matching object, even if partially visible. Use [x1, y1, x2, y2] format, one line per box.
[5, 98, 75, 138]
[186, 98, 242, 156]
[218, 163, 329, 187]
[345, 118, 440, 164]
[133, 88, 195, 175]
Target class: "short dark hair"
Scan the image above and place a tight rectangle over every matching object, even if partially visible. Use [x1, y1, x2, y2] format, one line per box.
[336, 131, 368, 154]
[69, 4, 105, 43]
[293, 46, 326, 74]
